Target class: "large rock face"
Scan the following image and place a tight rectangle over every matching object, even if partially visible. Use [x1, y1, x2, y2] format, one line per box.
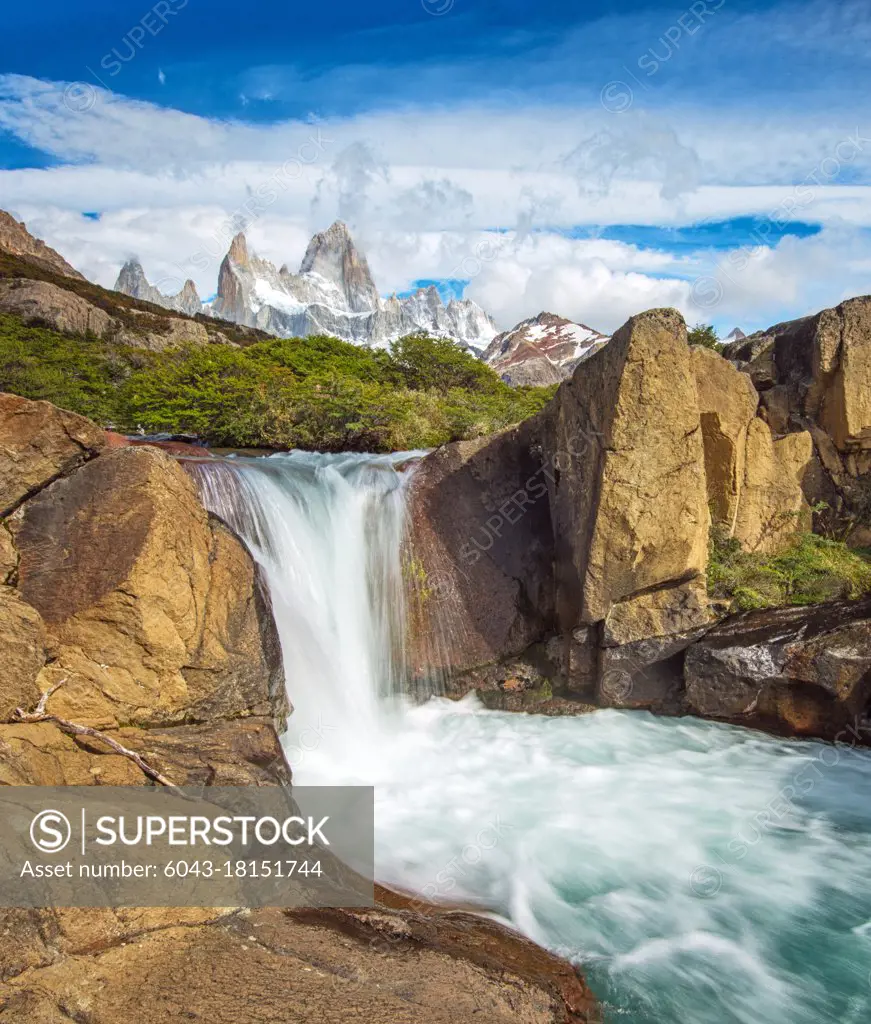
[0, 392, 106, 515]
[545, 308, 711, 643]
[724, 296, 871, 453]
[299, 220, 381, 313]
[732, 421, 813, 552]
[407, 422, 555, 678]
[724, 297, 871, 539]
[10, 445, 285, 729]
[0, 278, 113, 337]
[409, 308, 718, 707]
[0, 587, 46, 722]
[684, 598, 871, 741]
[692, 346, 758, 533]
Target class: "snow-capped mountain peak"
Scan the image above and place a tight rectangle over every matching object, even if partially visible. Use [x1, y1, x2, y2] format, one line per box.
[116, 222, 497, 351]
[482, 311, 609, 386]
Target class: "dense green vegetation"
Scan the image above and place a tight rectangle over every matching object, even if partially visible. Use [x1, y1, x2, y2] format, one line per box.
[707, 525, 871, 611]
[0, 314, 555, 451]
[687, 323, 720, 349]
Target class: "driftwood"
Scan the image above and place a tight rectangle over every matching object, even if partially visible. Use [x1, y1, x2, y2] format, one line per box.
[14, 678, 180, 791]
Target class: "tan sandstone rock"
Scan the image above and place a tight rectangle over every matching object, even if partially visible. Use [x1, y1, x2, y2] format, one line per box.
[0, 392, 107, 515]
[0, 587, 47, 722]
[692, 346, 758, 533]
[733, 419, 813, 552]
[10, 445, 285, 729]
[818, 297, 871, 451]
[0, 717, 289, 787]
[546, 307, 710, 642]
[0, 899, 599, 1024]
[723, 295, 871, 455]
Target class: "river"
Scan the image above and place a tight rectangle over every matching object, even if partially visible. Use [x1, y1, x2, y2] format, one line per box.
[188, 450, 871, 1024]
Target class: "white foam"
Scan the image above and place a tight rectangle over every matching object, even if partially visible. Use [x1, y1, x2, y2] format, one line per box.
[192, 452, 871, 1024]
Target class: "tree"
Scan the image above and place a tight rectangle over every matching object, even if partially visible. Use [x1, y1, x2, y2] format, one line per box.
[688, 323, 720, 350]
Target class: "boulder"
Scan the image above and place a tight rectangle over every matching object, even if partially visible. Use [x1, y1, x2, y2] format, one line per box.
[732, 420, 813, 552]
[684, 598, 871, 741]
[406, 421, 554, 677]
[0, 392, 106, 515]
[545, 307, 711, 642]
[10, 445, 285, 729]
[599, 626, 708, 711]
[723, 296, 871, 454]
[0, 278, 112, 337]
[691, 346, 758, 533]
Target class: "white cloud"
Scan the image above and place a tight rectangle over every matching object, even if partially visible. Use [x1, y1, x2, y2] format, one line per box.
[2, 72, 871, 336]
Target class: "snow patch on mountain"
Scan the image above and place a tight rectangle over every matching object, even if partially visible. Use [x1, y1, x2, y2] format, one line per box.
[483, 311, 610, 386]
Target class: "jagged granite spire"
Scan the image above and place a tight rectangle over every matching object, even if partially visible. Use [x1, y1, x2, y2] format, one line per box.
[227, 232, 250, 268]
[299, 221, 380, 313]
[160, 222, 497, 350]
[114, 259, 203, 317]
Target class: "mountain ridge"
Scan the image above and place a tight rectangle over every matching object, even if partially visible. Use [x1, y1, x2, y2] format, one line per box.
[117, 221, 498, 352]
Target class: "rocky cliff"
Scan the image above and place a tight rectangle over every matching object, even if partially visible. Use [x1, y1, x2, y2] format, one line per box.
[0, 211, 85, 281]
[723, 295, 871, 543]
[0, 229, 269, 353]
[409, 299, 871, 741]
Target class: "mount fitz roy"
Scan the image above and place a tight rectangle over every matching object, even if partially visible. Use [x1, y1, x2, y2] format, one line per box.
[115, 221, 497, 352]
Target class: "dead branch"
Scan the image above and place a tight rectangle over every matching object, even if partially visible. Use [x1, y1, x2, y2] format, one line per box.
[13, 679, 180, 791]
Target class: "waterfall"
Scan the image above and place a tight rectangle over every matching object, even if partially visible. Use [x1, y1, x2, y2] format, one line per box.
[188, 450, 426, 784]
[188, 450, 871, 1024]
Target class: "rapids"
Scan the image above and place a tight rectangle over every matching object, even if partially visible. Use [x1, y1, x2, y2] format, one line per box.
[189, 450, 871, 1024]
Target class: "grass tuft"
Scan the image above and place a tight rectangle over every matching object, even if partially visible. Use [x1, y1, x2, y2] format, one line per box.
[708, 525, 871, 611]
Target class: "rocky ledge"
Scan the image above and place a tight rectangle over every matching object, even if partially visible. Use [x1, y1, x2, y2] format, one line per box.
[0, 391, 598, 1024]
[1, 888, 599, 1023]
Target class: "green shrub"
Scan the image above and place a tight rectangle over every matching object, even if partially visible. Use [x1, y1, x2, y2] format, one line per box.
[688, 323, 720, 349]
[708, 525, 871, 611]
[0, 314, 555, 453]
[0, 314, 129, 423]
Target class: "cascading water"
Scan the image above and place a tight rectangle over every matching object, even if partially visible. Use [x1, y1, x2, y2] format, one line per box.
[190, 451, 871, 1024]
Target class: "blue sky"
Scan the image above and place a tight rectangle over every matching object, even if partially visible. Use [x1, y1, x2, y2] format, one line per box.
[2, 0, 871, 333]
